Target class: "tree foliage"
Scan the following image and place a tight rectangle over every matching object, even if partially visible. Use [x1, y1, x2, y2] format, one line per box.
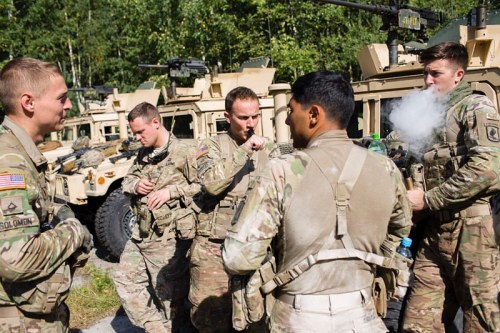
[0, 0, 485, 103]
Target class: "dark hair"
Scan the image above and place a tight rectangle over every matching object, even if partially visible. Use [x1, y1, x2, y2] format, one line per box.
[225, 86, 259, 113]
[0, 57, 63, 114]
[291, 71, 354, 128]
[128, 102, 160, 122]
[420, 42, 468, 71]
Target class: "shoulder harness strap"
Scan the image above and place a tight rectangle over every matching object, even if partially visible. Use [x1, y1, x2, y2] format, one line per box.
[261, 145, 405, 294]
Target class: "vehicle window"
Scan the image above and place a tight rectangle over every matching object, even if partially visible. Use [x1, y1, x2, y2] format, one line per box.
[381, 98, 401, 138]
[78, 124, 91, 138]
[162, 114, 194, 139]
[216, 119, 229, 133]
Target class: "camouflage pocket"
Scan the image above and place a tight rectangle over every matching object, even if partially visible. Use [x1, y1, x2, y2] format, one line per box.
[152, 205, 175, 234]
[175, 208, 196, 240]
[244, 269, 265, 322]
[3, 264, 71, 314]
[231, 276, 249, 331]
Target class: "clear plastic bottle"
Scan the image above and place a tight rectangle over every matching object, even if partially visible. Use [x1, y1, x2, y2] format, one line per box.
[396, 237, 412, 259]
[368, 133, 387, 156]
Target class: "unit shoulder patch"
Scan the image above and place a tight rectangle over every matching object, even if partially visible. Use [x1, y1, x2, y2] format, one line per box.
[486, 125, 499, 142]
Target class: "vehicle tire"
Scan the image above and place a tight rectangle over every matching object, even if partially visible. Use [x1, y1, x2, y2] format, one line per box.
[95, 187, 137, 261]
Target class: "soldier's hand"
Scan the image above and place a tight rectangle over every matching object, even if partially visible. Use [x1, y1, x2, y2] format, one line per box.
[80, 225, 94, 253]
[135, 178, 155, 195]
[244, 135, 266, 151]
[147, 188, 171, 210]
[407, 188, 428, 212]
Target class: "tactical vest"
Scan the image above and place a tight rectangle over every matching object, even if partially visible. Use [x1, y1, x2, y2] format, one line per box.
[0, 128, 69, 314]
[197, 134, 269, 240]
[422, 95, 473, 192]
[129, 138, 194, 239]
[264, 145, 408, 295]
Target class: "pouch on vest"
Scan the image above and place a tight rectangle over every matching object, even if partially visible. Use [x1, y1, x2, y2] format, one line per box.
[230, 255, 276, 331]
[372, 277, 387, 317]
[376, 251, 413, 302]
[1, 263, 71, 314]
[175, 207, 197, 240]
[152, 200, 178, 234]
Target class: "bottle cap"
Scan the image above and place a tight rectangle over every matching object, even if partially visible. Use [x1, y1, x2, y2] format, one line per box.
[372, 133, 380, 140]
[401, 237, 412, 247]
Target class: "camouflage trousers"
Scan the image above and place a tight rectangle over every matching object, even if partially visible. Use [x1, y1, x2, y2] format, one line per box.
[114, 234, 192, 333]
[189, 237, 233, 333]
[0, 303, 69, 333]
[403, 213, 500, 332]
[189, 237, 266, 333]
[269, 288, 388, 333]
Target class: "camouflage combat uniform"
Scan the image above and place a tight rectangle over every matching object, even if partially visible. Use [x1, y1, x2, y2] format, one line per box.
[113, 134, 200, 333]
[189, 133, 280, 333]
[0, 117, 90, 333]
[403, 80, 500, 332]
[223, 130, 413, 333]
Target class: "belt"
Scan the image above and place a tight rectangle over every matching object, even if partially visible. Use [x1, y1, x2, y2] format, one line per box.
[437, 204, 491, 222]
[0, 306, 20, 318]
[277, 288, 372, 311]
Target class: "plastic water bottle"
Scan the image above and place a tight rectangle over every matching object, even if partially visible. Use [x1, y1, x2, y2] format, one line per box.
[368, 133, 387, 156]
[396, 237, 412, 259]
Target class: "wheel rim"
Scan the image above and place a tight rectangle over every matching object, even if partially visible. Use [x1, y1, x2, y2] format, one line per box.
[121, 209, 137, 239]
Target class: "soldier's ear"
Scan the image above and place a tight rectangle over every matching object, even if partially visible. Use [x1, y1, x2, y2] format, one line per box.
[20, 93, 35, 114]
[309, 104, 320, 127]
[151, 117, 161, 129]
[455, 68, 465, 83]
[224, 111, 231, 124]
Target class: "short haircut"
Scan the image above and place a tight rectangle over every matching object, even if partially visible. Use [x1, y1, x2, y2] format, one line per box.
[420, 42, 468, 71]
[0, 57, 63, 114]
[225, 86, 259, 113]
[291, 71, 354, 128]
[128, 102, 160, 123]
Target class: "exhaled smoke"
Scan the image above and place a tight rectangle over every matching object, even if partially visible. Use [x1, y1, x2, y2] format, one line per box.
[389, 87, 448, 158]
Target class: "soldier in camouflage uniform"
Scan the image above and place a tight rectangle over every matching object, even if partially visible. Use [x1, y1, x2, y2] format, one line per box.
[223, 71, 413, 333]
[403, 42, 500, 332]
[113, 102, 200, 333]
[189, 86, 281, 333]
[0, 58, 93, 332]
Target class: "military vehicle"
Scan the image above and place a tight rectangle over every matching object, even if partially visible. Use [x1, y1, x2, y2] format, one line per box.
[51, 57, 291, 260]
[42, 83, 160, 166]
[323, 0, 500, 140]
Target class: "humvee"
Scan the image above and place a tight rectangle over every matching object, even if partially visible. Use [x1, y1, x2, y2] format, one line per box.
[42, 83, 160, 165]
[50, 58, 291, 260]
[347, 4, 500, 140]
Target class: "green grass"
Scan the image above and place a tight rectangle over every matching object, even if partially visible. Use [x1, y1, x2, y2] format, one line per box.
[67, 263, 121, 329]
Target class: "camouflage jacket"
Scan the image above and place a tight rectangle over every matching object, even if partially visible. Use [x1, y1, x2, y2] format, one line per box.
[223, 130, 412, 293]
[196, 132, 280, 197]
[122, 134, 200, 239]
[423, 80, 500, 210]
[194, 133, 282, 238]
[0, 117, 88, 311]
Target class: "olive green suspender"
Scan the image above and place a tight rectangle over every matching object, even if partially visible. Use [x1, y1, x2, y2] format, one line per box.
[261, 145, 405, 294]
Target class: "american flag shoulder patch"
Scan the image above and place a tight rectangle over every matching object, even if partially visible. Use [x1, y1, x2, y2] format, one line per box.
[195, 147, 209, 160]
[0, 173, 26, 191]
